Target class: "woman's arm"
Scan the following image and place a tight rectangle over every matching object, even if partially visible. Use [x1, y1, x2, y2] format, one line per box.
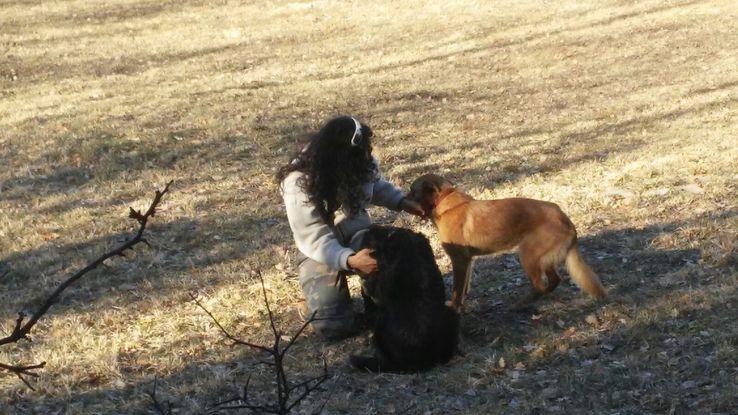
[347, 249, 378, 275]
[370, 158, 406, 210]
[370, 159, 425, 216]
[282, 172, 355, 271]
[397, 197, 426, 217]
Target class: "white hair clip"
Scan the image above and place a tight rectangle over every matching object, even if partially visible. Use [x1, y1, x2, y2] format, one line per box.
[350, 117, 362, 146]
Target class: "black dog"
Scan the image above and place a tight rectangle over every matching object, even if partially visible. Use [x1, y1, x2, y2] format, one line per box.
[351, 225, 459, 373]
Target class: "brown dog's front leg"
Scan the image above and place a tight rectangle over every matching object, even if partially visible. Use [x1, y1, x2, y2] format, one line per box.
[449, 255, 472, 311]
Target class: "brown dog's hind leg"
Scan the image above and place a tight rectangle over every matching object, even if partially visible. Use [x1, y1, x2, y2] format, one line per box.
[544, 267, 561, 293]
[520, 244, 549, 293]
[514, 243, 548, 310]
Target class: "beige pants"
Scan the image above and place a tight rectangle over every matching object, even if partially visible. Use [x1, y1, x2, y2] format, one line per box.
[297, 230, 369, 340]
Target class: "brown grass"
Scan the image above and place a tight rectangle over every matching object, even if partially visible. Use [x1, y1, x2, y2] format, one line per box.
[1, 0, 736, 413]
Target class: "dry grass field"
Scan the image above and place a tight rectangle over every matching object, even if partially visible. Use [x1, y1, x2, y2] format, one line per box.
[1, 0, 737, 413]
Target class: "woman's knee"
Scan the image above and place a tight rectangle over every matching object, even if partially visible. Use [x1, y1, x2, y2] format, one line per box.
[298, 260, 355, 339]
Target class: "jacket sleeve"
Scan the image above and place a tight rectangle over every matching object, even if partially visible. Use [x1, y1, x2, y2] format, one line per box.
[370, 158, 406, 210]
[282, 173, 354, 271]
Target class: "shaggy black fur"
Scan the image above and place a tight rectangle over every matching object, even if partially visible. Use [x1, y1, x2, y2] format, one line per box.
[351, 225, 459, 373]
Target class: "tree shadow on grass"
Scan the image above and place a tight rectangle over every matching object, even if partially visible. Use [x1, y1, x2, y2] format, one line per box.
[395, 95, 737, 189]
[0, 128, 275, 205]
[268, 0, 707, 87]
[2, 0, 179, 28]
[0, 208, 285, 316]
[689, 79, 738, 96]
[3, 88, 732, 319]
[0, 166, 94, 201]
[6, 37, 275, 87]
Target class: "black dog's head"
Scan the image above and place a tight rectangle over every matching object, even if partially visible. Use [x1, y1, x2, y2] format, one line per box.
[362, 225, 407, 261]
[361, 225, 429, 269]
[360, 225, 443, 303]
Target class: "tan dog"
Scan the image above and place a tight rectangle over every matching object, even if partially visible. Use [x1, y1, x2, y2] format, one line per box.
[408, 174, 606, 310]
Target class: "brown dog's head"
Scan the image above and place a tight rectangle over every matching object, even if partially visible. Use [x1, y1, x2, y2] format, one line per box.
[407, 174, 455, 216]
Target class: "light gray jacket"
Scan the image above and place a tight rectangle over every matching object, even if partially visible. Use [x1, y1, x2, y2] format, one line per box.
[281, 161, 405, 271]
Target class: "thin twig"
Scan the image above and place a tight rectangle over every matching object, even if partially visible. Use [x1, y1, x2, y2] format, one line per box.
[147, 376, 173, 415]
[257, 269, 280, 341]
[189, 293, 271, 353]
[0, 361, 46, 390]
[286, 361, 329, 412]
[312, 372, 339, 415]
[279, 311, 317, 358]
[286, 357, 327, 393]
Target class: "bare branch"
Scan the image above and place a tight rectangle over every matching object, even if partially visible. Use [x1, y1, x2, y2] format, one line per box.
[197, 267, 332, 414]
[0, 181, 173, 387]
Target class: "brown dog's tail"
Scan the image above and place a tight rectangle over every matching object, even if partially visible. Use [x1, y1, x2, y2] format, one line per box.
[565, 243, 607, 299]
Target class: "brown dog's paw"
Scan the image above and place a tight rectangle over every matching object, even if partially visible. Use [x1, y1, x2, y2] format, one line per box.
[445, 300, 468, 314]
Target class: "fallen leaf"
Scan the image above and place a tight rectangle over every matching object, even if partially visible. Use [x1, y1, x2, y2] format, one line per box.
[531, 348, 546, 358]
[681, 380, 697, 389]
[541, 386, 559, 399]
[681, 184, 704, 194]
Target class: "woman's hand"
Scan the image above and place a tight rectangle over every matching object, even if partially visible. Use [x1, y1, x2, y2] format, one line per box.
[399, 198, 426, 217]
[348, 248, 378, 275]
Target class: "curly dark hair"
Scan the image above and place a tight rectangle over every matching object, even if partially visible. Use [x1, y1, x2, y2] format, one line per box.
[276, 116, 376, 224]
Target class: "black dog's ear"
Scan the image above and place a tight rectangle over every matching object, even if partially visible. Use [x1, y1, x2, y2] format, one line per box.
[359, 234, 372, 250]
[410, 230, 435, 261]
[376, 229, 404, 266]
[361, 225, 382, 249]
